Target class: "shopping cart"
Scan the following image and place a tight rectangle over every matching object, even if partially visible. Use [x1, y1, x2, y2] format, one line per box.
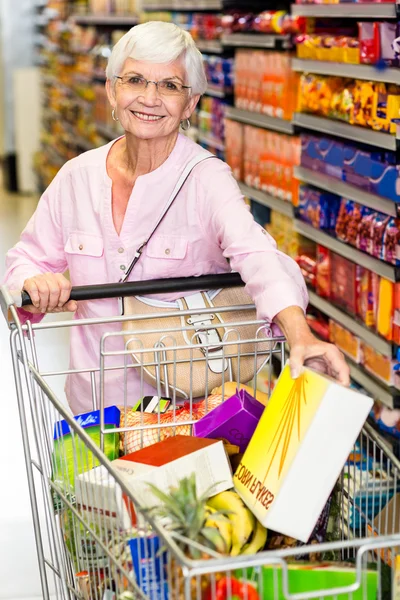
[1, 275, 399, 600]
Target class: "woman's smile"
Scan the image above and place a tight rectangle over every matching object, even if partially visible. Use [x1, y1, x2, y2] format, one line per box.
[130, 110, 165, 122]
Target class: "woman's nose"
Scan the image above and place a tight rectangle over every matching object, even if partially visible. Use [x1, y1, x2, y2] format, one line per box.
[140, 81, 160, 105]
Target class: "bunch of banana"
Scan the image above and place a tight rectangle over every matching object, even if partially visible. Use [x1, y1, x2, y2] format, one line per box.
[206, 490, 267, 556]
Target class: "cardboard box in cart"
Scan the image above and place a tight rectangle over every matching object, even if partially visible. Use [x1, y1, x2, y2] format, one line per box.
[76, 436, 233, 527]
[233, 364, 373, 542]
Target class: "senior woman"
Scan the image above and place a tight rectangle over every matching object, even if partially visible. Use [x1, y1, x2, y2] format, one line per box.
[4, 21, 349, 414]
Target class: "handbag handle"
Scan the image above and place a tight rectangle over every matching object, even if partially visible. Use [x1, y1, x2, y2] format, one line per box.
[120, 153, 217, 283]
[18, 273, 244, 307]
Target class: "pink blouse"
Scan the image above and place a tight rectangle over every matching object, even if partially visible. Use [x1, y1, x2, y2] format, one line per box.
[3, 133, 308, 414]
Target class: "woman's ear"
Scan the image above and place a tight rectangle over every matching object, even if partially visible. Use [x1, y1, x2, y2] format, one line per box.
[105, 78, 116, 108]
[182, 94, 201, 120]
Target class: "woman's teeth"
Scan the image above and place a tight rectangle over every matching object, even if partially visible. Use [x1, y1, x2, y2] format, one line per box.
[133, 112, 163, 122]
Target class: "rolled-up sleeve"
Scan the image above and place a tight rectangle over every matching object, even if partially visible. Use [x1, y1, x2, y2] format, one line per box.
[198, 161, 308, 323]
[2, 168, 68, 322]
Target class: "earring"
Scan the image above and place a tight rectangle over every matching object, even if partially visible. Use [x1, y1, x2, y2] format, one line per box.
[180, 118, 191, 131]
[112, 108, 119, 122]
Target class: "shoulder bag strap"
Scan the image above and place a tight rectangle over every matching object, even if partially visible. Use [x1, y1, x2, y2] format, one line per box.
[120, 153, 216, 284]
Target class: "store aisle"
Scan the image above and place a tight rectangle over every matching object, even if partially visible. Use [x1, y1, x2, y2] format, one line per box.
[0, 184, 69, 599]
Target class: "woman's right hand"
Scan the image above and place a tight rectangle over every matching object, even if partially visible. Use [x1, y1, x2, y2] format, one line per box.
[23, 273, 77, 314]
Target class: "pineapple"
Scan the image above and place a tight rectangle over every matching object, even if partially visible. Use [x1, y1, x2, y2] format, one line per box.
[146, 473, 230, 598]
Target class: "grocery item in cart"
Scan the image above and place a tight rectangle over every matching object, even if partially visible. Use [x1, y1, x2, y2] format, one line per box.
[233, 363, 373, 542]
[119, 393, 224, 453]
[193, 388, 264, 453]
[52, 405, 120, 500]
[129, 533, 168, 600]
[76, 436, 233, 526]
[239, 562, 378, 600]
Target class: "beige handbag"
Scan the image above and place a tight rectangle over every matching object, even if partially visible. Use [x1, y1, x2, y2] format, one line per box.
[121, 154, 273, 399]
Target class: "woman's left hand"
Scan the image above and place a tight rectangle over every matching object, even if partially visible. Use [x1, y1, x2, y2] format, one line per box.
[274, 306, 350, 386]
[289, 336, 350, 386]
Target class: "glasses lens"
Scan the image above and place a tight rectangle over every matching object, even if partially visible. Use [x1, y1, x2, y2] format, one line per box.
[158, 80, 185, 95]
[123, 76, 147, 91]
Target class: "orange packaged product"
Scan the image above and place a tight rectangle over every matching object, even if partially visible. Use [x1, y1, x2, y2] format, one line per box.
[243, 125, 253, 187]
[357, 269, 375, 329]
[224, 119, 244, 181]
[329, 320, 362, 363]
[393, 283, 400, 345]
[376, 277, 394, 341]
[362, 343, 396, 385]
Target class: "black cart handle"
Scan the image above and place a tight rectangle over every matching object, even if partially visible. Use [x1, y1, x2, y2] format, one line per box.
[20, 273, 244, 307]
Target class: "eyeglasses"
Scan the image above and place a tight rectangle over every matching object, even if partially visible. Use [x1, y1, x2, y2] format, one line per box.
[115, 75, 191, 97]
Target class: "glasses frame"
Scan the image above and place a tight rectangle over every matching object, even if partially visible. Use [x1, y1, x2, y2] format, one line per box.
[114, 75, 192, 96]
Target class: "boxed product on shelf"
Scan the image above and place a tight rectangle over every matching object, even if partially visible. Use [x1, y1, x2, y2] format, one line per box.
[330, 253, 362, 315]
[329, 319, 362, 363]
[266, 212, 315, 259]
[376, 276, 394, 340]
[362, 342, 397, 386]
[198, 96, 227, 144]
[298, 74, 400, 133]
[225, 119, 244, 181]
[316, 244, 331, 298]
[297, 33, 360, 64]
[357, 268, 376, 328]
[300, 133, 400, 203]
[235, 49, 298, 120]
[204, 55, 234, 94]
[296, 251, 317, 287]
[298, 184, 340, 230]
[233, 122, 300, 201]
[222, 10, 305, 35]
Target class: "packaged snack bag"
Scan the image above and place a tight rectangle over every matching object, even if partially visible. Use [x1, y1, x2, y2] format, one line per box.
[369, 213, 391, 259]
[316, 245, 331, 299]
[357, 211, 377, 253]
[383, 217, 400, 265]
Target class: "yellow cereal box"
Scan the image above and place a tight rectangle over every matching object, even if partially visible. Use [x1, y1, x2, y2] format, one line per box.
[233, 363, 373, 542]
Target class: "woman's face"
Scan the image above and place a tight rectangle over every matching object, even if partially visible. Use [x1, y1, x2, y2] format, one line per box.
[106, 58, 200, 140]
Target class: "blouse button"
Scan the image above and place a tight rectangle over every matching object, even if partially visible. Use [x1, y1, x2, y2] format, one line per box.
[165, 248, 171, 255]
[79, 244, 83, 250]
[118, 247, 124, 254]
[120, 265, 126, 271]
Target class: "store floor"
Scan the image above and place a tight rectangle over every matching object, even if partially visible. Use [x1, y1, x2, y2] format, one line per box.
[0, 182, 67, 599]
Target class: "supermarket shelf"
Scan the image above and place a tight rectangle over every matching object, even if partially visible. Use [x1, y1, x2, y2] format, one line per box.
[294, 220, 399, 282]
[239, 183, 294, 218]
[197, 132, 225, 152]
[196, 39, 223, 54]
[294, 166, 398, 217]
[348, 362, 400, 409]
[293, 113, 397, 151]
[291, 3, 397, 18]
[292, 58, 400, 85]
[221, 33, 292, 50]
[72, 14, 139, 25]
[225, 106, 294, 135]
[206, 84, 229, 98]
[308, 289, 392, 357]
[142, 0, 222, 9]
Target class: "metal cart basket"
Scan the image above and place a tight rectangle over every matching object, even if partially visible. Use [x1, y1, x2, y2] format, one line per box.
[1, 276, 399, 600]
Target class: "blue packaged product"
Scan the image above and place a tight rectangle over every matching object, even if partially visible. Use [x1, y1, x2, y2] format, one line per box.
[129, 534, 169, 599]
[52, 406, 121, 492]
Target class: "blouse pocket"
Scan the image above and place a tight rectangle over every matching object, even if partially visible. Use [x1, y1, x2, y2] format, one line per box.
[144, 235, 189, 277]
[64, 231, 104, 284]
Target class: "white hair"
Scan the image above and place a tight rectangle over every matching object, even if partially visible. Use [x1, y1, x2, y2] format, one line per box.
[106, 21, 208, 95]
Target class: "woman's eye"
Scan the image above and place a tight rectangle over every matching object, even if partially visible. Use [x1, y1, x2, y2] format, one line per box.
[129, 77, 143, 85]
[166, 82, 178, 90]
